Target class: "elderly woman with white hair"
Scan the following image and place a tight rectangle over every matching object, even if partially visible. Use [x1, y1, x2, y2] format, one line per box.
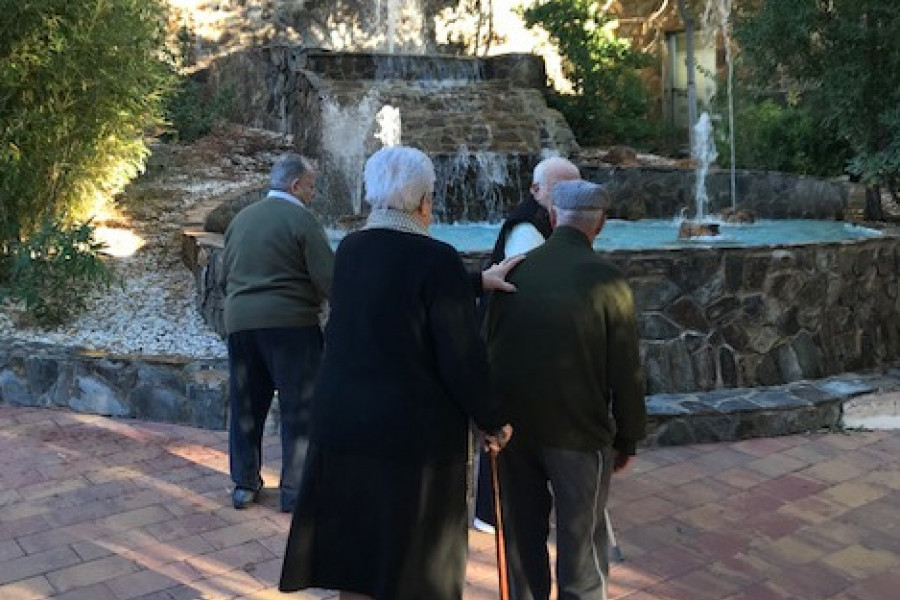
[279, 146, 513, 600]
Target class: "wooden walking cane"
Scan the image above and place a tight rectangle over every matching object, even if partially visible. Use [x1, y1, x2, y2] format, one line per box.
[489, 448, 510, 600]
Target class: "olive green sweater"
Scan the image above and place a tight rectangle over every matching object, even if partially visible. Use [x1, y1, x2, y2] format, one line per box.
[485, 226, 647, 454]
[222, 196, 334, 334]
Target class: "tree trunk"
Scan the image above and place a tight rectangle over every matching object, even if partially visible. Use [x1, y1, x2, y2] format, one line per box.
[864, 184, 884, 221]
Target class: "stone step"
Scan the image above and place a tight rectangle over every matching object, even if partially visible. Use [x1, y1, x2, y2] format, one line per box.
[645, 370, 900, 446]
[6, 334, 900, 446]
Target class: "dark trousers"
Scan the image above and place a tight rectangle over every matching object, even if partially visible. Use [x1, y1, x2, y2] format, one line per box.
[499, 441, 613, 600]
[474, 446, 497, 526]
[227, 326, 323, 508]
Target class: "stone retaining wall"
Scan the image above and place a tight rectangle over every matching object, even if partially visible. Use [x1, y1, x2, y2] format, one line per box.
[186, 231, 900, 395]
[0, 341, 228, 429]
[603, 236, 900, 394]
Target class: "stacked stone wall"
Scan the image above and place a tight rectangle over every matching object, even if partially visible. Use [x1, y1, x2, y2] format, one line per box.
[611, 237, 900, 393]
[0, 342, 228, 429]
[461, 234, 900, 394]
[188, 232, 900, 395]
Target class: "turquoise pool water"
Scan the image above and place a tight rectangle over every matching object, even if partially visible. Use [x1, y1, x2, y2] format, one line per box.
[330, 219, 883, 252]
[432, 219, 882, 252]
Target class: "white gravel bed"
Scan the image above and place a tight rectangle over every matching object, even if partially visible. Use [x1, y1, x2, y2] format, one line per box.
[0, 253, 227, 360]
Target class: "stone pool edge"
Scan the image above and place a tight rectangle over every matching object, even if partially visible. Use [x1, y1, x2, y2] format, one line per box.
[2, 339, 900, 447]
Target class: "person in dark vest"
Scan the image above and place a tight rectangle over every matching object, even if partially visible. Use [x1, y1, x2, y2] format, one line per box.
[279, 146, 513, 600]
[221, 153, 334, 513]
[473, 155, 580, 534]
[485, 180, 647, 600]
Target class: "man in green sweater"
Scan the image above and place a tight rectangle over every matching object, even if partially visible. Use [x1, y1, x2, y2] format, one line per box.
[222, 153, 334, 512]
[485, 180, 647, 600]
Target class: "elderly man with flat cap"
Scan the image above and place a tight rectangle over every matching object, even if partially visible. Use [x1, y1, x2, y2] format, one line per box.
[485, 180, 647, 600]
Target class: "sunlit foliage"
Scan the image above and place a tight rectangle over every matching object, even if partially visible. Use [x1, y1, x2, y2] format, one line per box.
[522, 0, 657, 146]
[0, 0, 176, 242]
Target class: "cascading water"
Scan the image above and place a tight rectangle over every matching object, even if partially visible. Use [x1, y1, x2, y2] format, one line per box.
[432, 148, 514, 223]
[702, 0, 737, 209]
[376, 0, 424, 54]
[693, 111, 718, 221]
[312, 53, 534, 223]
[321, 91, 381, 216]
[374, 105, 402, 147]
[291, 48, 574, 223]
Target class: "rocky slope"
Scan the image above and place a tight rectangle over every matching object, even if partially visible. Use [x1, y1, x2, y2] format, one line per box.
[0, 126, 293, 359]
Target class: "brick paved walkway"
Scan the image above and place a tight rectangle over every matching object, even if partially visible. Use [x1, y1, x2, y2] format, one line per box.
[2, 404, 899, 600]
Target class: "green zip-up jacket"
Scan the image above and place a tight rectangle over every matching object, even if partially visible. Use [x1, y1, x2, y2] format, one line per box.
[485, 225, 647, 454]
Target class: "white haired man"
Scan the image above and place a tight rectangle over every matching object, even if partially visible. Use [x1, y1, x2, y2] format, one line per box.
[474, 155, 581, 533]
[222, 153, 334, 513]
[485, 180, 647, 600]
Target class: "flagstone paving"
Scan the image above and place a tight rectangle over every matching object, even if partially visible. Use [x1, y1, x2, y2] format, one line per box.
[1, 404, 899, 600]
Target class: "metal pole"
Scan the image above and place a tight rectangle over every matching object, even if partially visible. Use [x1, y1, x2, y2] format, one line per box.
[605, 508, 624, 562]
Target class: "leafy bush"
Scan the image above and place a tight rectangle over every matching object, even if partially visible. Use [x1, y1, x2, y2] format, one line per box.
[0, 0, 175, 242]
[523, 0, 657, 146]
[164, 78, 236, 143]
[0, 217, 114, 326]
[715, 95, 850, 176]
[735, 0, 900, 217]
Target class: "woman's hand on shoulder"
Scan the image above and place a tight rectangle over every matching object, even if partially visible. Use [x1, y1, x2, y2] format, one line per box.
[481, 255, 525, 293]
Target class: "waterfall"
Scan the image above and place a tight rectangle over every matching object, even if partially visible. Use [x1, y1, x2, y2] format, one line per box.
[321, 91, 381, 216]
[374, 105, 402, 147]
[376, 0, 425, 54]
[693, 112, 717, 221]
[702, 0, 737, 209]
[432, 148, 514, 223]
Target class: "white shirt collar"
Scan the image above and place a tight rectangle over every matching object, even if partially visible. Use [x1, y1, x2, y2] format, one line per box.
[267, 189, 304, 208]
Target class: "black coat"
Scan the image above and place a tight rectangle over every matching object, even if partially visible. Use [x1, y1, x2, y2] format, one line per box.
[310, 227, 503, 462]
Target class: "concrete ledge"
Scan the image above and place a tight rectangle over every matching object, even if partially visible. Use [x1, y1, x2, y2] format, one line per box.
[3, 339, 899, 445]
[0, 340, 229, 430]
[644, 370, 900, 446]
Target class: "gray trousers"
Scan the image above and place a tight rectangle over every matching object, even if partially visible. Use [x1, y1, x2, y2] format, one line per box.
[498, 441, 613, 600]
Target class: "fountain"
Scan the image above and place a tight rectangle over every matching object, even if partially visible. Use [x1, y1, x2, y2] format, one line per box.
[193, 5, 900, 397]
[281, 49, 577, 225]
[678, 112, 721, 239]
[702, 0, 737, 209]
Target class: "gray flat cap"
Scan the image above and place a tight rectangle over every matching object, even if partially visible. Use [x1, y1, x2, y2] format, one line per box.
[552, 180, 610, 210]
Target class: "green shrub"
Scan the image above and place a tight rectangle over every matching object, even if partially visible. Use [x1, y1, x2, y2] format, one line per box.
[523, 0, 658, 146]
[0, 0, 175, 242]
[164, 78, 236, 143]
[0, 217, 114, 327]
[716, 96, 850, 176]
[735, 0, 900, 217]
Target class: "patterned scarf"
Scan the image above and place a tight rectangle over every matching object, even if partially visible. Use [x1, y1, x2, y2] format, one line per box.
[363, 208, 429, 237]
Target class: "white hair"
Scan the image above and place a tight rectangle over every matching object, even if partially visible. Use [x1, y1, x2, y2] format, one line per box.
[364, 146, 436, 211]
[270, 153, 314, 190]
[532, 156, 579, 187]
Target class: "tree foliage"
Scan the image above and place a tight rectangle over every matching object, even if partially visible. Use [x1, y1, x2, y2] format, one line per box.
[523, 0, 656, 146]
[713, 90, 851, 177]
[735, 0, 900, 218]
[0, 216, 114, 326]
[0, 0, 175, 242]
